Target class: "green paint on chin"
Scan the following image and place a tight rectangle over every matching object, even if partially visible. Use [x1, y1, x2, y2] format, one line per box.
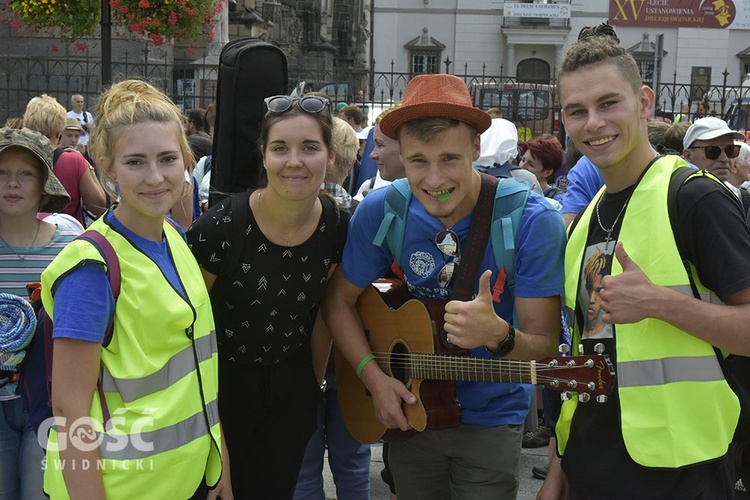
[437, 192, 453, 202]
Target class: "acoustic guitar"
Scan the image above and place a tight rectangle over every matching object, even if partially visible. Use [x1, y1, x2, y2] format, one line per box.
[335, 285, 614, 444]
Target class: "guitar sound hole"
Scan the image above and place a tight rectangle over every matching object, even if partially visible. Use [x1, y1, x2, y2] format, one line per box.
[390, 341, 410, 384]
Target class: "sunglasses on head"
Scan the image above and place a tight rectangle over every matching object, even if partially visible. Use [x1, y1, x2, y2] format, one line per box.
[264, 95, 330, 115]
[435, 229, 460, 289]
[687, 144, 741, 160]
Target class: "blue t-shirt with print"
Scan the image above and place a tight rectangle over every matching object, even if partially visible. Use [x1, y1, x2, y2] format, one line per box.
[52, 211, 186, 344]
[342, 185, 566, 426]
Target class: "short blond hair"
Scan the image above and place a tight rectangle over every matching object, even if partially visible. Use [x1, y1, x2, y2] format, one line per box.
[329, 117, 358, 184]
[23, 94, 67, 138]
[375, 104, 400, 125]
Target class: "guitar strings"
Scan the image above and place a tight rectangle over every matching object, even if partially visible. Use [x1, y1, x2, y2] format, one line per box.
[369, 351, 600, 370]
[367, 351, 605, 387]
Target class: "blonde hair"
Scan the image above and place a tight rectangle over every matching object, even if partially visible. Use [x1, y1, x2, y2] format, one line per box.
[329, 117, 358, 184]
[23, 94, 67, 138]
[91, 79, 194, 192]
[375, 104, 400, 125]
[584, 249, 609, 290]
[4, 117, 23, 129]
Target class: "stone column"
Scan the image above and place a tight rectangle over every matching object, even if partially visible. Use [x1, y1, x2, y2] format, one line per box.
[506, 43, 516, 78]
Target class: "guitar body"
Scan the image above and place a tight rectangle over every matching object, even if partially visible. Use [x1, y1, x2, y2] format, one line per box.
[335, 286, 464, 444]
[336, 285, 616, 444]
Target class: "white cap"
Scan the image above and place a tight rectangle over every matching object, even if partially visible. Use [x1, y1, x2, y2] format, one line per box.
[475, 118, 518, 166]
[357, 125, 374, 141]
[683, 117, 744, 149]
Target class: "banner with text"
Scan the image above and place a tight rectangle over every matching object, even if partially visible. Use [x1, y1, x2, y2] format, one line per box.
[504, 3, 571, 18]
[609, 0, 750, 29]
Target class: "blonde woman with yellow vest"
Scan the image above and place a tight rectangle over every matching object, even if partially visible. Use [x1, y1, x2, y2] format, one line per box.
[40, 80, 230, 499]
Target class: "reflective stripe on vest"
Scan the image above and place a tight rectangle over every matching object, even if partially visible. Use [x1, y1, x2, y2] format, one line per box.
[618, 356, 725, 387]
[101, 331, 217, 403]
[98, 398, 219, 461]
[670, 284, 722, 304]
[559, 156, 740, 468]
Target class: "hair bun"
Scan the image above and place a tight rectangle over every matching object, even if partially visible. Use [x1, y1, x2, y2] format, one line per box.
[577, 23, 619, 43]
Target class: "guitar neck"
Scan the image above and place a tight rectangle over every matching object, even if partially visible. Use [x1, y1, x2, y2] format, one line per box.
[389, 353, 537, 385]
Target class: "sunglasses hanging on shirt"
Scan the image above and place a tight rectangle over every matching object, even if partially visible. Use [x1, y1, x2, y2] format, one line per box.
[435, 229, 461, 289]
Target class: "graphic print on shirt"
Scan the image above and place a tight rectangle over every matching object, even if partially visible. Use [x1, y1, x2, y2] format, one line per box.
[579, 243, 614, 339]
[202, 205, 334, 365]
[409, 251, 436, 278]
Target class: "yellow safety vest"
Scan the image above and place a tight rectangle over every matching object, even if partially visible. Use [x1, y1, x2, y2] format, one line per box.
[41, 216, 222, 499]
[558, 156, 740, 468]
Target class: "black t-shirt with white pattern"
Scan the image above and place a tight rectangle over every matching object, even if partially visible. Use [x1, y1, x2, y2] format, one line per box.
[188, 192, 348, 365]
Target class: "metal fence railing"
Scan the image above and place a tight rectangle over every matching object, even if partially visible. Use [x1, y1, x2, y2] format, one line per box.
[2, 51, 749, 137]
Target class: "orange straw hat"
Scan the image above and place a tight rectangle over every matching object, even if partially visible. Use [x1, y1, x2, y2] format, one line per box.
[380, 74, 491, 139]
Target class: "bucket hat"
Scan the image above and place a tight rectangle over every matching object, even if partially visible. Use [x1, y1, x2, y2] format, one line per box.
[683, 117, 744, 149]
[64, 117, 84, 132]
[380, 74, 491, 139]
[0, 127, 70, 212]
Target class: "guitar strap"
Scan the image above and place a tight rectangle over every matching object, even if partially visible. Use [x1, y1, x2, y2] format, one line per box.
[441, 172, 498, 348]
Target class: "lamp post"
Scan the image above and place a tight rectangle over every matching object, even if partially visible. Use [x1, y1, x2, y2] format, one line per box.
[101, 0, 112, 85]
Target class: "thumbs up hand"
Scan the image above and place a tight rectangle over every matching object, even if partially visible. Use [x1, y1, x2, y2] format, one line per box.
[444, 269, 508, 350]
[600, 242, 657, 324]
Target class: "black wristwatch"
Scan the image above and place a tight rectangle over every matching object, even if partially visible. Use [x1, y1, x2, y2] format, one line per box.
[488, 323, 516, 358]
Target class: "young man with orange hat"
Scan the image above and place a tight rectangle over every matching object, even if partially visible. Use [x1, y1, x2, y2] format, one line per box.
[323, 74, 566, 498]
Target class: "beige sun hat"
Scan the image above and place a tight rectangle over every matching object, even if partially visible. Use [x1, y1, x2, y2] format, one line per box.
[0, 127, 70, 212]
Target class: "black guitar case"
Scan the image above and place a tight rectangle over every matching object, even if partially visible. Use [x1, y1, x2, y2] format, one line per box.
[209, 37, 288, 206]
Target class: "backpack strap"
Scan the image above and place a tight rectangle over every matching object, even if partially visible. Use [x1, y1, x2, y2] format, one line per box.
[665, 167, 740, 298]
[373, 179, 411, 267]
[73, 230, 121, 430]
[52, 147, 65, 166]
[320, 193, 344, 252]
[216, 190, 252, 288]
[741, 189, 750, 226]
[490, 177, 531, 292]
[667, 166, 750, 443]
[76, 231, 121, 347]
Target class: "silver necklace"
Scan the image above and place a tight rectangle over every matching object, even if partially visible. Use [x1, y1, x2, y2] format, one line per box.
[595, 193, 629, 248]
[0, 221, 42, 262]
[256, 191, 316, 247]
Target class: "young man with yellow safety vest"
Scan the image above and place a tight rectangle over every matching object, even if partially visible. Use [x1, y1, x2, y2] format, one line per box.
[537, 26, 750, 500]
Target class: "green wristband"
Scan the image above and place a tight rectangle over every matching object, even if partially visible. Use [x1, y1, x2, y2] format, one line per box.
[355, 354, 377, 379]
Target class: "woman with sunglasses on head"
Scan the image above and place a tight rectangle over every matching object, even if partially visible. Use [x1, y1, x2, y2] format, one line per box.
[188, 94, 350, 499]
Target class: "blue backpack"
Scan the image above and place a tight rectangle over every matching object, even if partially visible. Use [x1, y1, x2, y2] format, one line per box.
[372, 177, 530, 292]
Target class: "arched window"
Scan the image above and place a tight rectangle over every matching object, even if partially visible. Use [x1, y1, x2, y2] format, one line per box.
[517, 58, 550, 84]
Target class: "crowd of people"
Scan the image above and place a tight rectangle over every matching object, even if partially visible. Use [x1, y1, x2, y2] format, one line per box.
[0, 23, 748, 500]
